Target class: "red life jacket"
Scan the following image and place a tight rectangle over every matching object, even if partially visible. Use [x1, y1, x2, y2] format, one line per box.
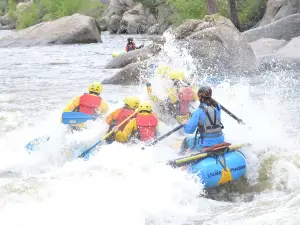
[79, 93, 101, 115]
[178, 87, 194, 115]
[115, 108, 136, 131]
[136, 114, 158, 141]
[126, 43, 136, 52]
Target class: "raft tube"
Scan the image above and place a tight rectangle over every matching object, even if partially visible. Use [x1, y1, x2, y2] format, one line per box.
[111, 51, 126, 58]
[187, 150, 246, 188]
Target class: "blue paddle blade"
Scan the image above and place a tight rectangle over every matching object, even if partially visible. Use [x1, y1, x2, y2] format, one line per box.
[79, 140, 102, 159]
[62, 112, 95, 124]
[25, 136, 50, 153]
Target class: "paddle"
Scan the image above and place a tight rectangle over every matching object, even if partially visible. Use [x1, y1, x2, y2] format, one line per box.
[78, 110, 139, 158]
[214, 100, 245, 125]
[61, 112, 97, 125]
[144, 124, 184, 148]
[166, 143, 251, 168]
[25, 112, 97, 152]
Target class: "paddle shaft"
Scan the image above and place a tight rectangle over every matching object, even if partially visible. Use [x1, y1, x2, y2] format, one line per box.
[79, 110, 138, 158]
[146, 124, 184, 147]
[167, 143, 249, 168]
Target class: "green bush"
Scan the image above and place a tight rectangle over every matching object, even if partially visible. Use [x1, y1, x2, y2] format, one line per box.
[16, 0, 106, 30]
[17, 3, 40, 29]
[167, 0, 266, 29]
[0, 0, 7, 15]
[7, 0, 17, 21]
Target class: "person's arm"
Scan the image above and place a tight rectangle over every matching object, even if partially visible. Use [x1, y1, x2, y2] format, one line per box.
[115, 119, 137, 143]
[183, 109, 201, 134]
[96, 98, 109, 115]
[62, 96, 80, 112]
[146, 82, 160, 102]
[105, 108, 121, 125]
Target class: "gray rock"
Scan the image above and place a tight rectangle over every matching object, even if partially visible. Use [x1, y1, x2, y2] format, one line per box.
[148, 23, 169, 34]
[108, 14, 122, 33]
[102, 61, 149, 85]
[105, 43, 162, 69]
[0, 13, 101, 47]
[118, 3, 156, 34]
[172, 15, 256, 72]
[275, 36, 300, 58]
[250, 38, 288, 57]
[243, 14, 300, 42]
[258, 0, 300, 26]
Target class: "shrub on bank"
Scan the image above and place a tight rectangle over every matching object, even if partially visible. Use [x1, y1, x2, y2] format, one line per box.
[6, 0, 106, 30]
[167, 0, 266, 29]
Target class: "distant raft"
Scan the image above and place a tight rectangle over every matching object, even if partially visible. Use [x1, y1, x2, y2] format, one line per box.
[111, 51, 126, 58]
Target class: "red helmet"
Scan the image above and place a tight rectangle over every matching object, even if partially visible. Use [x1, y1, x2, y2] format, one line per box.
[198, 86, 212, 97]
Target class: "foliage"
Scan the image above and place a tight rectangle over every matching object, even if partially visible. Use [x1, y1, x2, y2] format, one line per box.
[0, 0, 7, 15]
[14, 0, 106, 30]
[7, 0, 17, 21]
[17, 3, 40, 29]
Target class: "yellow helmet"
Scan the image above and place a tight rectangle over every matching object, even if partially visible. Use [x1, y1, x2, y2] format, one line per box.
[156, 65, 172, 76]
[88, 82, 102, 94]
[138, 101, 152, 112]
[168, 70, 185, 81]
[124, 96, 140, 109]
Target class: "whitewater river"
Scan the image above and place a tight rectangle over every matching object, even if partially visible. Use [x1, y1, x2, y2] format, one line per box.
[1, 31, 300, 225]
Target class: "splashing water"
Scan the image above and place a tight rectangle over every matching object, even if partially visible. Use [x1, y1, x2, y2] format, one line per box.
[1, 31, 300, 224]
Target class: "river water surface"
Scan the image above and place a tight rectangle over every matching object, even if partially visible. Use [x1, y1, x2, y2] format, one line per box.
[0, 31, 300, 225]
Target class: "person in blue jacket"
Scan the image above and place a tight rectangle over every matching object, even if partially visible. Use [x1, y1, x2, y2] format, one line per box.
[180, 86, 224, 154]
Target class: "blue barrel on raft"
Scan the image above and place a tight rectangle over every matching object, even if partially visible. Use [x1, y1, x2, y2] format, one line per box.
[187, 150, 246, 188]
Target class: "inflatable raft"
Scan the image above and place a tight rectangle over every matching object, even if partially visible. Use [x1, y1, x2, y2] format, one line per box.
[111, 51, 126, 58]
[187, 150, 246, 188]
[168, 143, 248, 188]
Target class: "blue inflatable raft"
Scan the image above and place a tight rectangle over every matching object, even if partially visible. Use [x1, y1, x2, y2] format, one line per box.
[187, 150, 246, 188]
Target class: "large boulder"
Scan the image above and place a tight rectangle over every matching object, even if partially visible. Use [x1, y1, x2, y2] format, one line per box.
[0, 14, 16, 30]
[105, 43, 162, 69]
[250, 38, 288, 57]
[242, 14, 300, 42]
[171, 15, 256, 72]
[118, 3, 156, 34]
[275, 36, 300, 58]
[0, 13, 101, 47]
[256, 36, 300, 71]
[101, 0, 170, 34]
[102, 61, 149, 85]
[258, 0, 300, 27]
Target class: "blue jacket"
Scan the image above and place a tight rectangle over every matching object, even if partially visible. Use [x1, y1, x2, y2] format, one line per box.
[183, 103, 224, 152]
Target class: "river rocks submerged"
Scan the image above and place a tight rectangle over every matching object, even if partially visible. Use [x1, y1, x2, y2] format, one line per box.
[0, 14, 101, 47]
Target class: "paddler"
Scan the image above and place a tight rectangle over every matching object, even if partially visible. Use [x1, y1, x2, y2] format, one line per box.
[125, 37, 144, 52]
[146, 70, 198, 124]
[179, 86, 225, 154]
[112, 101, 159, 143]
[105, 96, 140, 144]
[62, 82, 109, 131]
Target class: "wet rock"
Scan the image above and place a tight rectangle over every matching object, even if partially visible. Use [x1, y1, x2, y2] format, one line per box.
[242, 14, 300, 42]
[148, 23, 169, 34]
[250, 38, 288, 57]
[0, 13, 101, 47]
[0, 14, 16, 30]
[102, 61, 149, 85]
[172, 15, 256, 72]
[118, 3, 156, 34]
[275, 36, 300, 58]
[105, 43, 162, 69]
[258, 0, 300, 27]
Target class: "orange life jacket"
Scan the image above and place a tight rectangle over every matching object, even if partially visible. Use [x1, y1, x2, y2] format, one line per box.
[79, 93, 101, 115]
[126, 43, 136, 52]
[136, 114, 158, 141]
[115, 108, 136, 131]
[178, 87, 194, 115]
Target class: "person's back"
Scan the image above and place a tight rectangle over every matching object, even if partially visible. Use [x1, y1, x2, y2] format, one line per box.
[113, 101, 158, 143]
[105, 96, 140, 143]
[180, 86, 224, 154]
[62, 82, 108, 131]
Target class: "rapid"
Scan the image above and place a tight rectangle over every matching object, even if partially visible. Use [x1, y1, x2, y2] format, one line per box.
[0, 31, 300, 225]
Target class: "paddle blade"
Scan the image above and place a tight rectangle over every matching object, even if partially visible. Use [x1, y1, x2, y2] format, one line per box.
[62, 112, 95, 124]
[25, 136, 50, 153]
